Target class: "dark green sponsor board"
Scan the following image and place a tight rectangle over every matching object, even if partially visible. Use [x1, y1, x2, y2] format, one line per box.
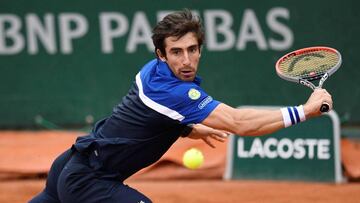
[224, 107, 342, 182]
[0, 0, 359, 128]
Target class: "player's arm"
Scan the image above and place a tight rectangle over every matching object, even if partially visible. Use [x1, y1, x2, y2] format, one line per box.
[183, 123, 229, 148]
[202, 88, 332, 136]
[202, 104, 283, 136]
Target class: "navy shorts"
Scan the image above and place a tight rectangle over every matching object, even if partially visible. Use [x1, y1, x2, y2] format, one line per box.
[29, 149, 73, 203]
[29, 149, 151, 203]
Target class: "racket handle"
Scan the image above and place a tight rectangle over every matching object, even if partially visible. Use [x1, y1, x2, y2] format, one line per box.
[320, 102, 330, 113]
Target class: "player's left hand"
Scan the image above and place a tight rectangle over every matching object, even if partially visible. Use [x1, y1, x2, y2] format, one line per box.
[188, 124, 229, 148]
[304, 88, 333, 118]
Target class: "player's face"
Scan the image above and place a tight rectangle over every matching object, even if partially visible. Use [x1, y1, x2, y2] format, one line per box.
[157, 32, 201, 82]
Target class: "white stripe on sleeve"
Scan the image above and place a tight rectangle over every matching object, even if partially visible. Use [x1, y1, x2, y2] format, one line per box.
[136, 73, 185, 121]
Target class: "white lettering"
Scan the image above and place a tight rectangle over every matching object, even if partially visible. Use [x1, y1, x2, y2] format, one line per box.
[293, 138, 306, 159]
[126, 11, 153, 53]
[59, 13, 88, 54]
[204, 10, 235, 51]
[0, 8, 294, 55]
[263, 138, 278, 159]
[237, 138, 331, 160]
[237, 9, 267, 50]
[99, 12, 128, 53]
[277, 138, 294, 159]
[249, 138, 265, 158]
[26, 13, 56, 54]
[306, 139, 317, 159]
[267, 7, 293, 51]
[318, 139, 330, 159]
[0, 14, 24, 54]
[237, 138, 249, 158]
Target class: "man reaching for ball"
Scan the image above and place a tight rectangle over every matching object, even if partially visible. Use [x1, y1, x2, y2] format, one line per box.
[30, 9, 332, 203]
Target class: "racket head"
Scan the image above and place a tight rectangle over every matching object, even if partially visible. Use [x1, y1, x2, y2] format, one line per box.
[275, 46, 342, 83]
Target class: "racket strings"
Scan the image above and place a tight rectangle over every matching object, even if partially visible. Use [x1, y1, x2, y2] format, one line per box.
[278, 50, 339, 78]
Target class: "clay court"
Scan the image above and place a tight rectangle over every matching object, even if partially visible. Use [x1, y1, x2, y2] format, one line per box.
[1, 131, 360, 203]
[2, 1, 360, 202]
[2, 179, 360, 203]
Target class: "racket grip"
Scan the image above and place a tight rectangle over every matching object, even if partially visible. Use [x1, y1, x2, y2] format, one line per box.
[320, 102, 330, 113]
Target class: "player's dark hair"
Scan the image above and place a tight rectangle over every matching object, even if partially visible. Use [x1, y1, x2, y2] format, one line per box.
[152, 9, 204, 58]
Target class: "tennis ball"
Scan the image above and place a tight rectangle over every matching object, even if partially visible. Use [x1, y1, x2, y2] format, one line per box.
[182, 148, 204, 170]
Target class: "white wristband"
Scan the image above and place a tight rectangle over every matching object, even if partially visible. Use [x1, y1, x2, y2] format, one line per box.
[281, 105, 306, 128]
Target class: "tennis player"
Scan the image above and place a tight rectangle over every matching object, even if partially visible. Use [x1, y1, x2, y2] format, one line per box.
[29, 9, 332, 203]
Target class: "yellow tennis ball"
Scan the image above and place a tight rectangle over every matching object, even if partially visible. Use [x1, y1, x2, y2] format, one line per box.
[182, 148, 204, 170]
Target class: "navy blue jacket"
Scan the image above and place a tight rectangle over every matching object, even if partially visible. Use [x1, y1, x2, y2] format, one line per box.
[74, 59, 220, 181]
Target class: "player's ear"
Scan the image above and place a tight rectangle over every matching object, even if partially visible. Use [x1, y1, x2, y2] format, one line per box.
[156, 49, 166, 62]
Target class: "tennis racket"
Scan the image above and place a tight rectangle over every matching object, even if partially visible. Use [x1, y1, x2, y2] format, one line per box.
[275, 46, 342, 112]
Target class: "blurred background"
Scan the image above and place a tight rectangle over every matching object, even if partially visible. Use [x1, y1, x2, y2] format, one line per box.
[1, 0, 360, 202]
[1, 0, 359, 130]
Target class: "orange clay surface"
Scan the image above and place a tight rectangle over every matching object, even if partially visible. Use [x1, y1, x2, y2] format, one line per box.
[0, 131, 359, 203]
